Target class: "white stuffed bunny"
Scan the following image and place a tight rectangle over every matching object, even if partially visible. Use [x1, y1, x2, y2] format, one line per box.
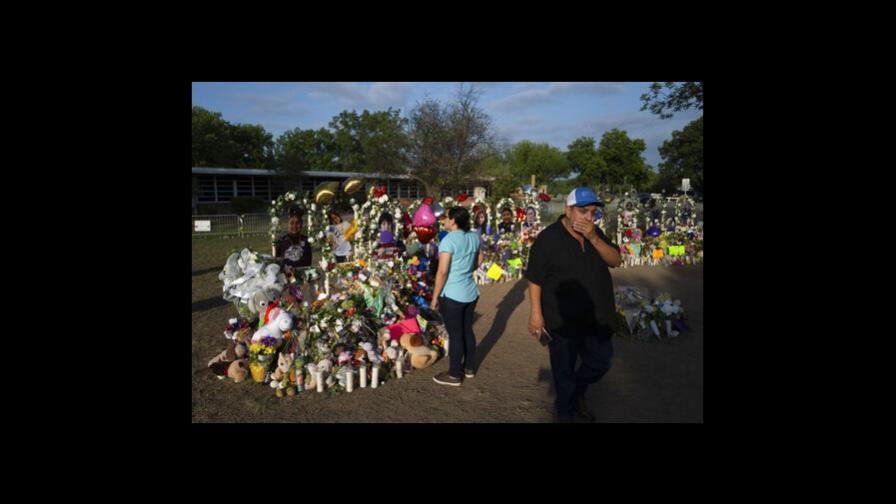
[251, 312, 293, 343]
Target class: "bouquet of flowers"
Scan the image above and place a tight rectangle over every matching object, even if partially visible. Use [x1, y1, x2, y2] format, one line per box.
[637, 293, 687, 340]
[219, 248, 288, 319]
[223, 318, 252, 341]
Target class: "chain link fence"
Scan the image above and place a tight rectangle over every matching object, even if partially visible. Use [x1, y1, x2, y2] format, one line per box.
[192, 214, 283, 238]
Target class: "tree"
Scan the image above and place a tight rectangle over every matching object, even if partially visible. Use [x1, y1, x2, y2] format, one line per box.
[567, 136, 609, 190]
[329, 108, 409, 176]
[192, 106, 275, 168]
[229, 123, 275, 168]
[506, 140, 570, 189]
[640, 82, 703, 119]
[406, 84, 498, 195]
[478, 152, 517, 201]
[656, 116, 703, 195]
[596, 129, 652, 192]
[273, 127, 337, 189]
[192, 106, 234, 166]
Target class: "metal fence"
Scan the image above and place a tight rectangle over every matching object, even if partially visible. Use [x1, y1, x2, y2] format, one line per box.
[192, 214, 281, 237]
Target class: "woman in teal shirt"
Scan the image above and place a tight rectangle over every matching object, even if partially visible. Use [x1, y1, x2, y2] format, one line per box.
[430, 206, 482, 386]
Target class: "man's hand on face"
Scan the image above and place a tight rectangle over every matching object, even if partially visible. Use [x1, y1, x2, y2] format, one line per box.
[571, 216, 597, 241]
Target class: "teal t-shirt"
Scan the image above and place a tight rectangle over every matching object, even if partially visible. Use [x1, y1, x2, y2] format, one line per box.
[438, 230, 480, 303]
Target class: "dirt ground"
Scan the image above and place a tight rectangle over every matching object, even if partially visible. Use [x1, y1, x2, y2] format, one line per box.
[192, 238, 702, 423]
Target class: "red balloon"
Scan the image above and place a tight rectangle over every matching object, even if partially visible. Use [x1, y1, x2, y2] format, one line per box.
[401, 211, 412, 238]
[515, 207, 525, 222]
[538, 193, 551, 202]
[422, 196, 434, 205]
[415, 225, 436, 244]
[455, 192, 468, 202]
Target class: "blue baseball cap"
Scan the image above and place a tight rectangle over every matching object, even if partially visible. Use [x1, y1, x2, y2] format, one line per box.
[566, 187, 604, 207]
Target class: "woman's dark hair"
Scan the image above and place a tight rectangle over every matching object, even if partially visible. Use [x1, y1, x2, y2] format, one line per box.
[448, 206, 471, 232]
[474, 210, 487, 226]
[288, 206, 304, 218]
[501, 207, 512, 214]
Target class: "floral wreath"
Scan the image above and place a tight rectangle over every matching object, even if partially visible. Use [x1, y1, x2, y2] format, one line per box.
[520, 191, 544, 231]
[674, 195, 696, 231]
[470, 195, 492, 235]
[617, 194, 642, 233]
[494, 197, 519, 233]
[355, 186, 405, 260]
[269, 190, 358, 263]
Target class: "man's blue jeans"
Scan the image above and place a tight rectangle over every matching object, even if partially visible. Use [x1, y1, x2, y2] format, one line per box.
[548, 327, 614, 417]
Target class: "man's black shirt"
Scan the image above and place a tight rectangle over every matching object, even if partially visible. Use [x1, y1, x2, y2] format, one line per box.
[525, 215, 620, 338]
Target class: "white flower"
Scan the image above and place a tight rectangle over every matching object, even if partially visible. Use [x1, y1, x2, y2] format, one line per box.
[308, 237, 315, 244]
[311, 203, 317, 212]
[287, 193, 295, 201]
[319, 260, 328, 269]
[271, 217, 280, 226]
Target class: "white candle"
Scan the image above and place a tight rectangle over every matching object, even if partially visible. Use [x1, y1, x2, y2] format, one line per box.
[371, 365, 380, 389]
[666, 320, 677, 337]
[396, 356, 403, 378]
[324, 273, 330, 296]
[346, 368, 354, 392]
[650, 320, 661, 339]
[315, 371, 324, 393]
[359, 365, 367, 388]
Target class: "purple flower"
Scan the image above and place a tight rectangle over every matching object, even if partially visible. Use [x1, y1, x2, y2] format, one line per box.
[261, 336, 277, 347]
[405, 306, 420, 319]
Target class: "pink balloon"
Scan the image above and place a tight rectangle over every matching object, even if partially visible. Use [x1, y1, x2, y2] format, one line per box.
[413, 204, 436, 226]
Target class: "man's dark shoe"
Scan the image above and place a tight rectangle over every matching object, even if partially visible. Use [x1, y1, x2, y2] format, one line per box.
[576, 392, 596, 422]
[433, 371, 463, 386]
[554, 411, 575, 423]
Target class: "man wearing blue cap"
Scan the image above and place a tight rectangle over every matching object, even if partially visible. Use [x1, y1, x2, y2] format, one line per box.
[525, 187, 621, 423]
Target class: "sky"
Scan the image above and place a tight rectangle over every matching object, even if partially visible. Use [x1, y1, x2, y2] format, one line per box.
[191, 82, 702, 170]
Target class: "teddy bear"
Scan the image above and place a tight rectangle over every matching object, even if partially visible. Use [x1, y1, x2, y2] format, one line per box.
[377, 326, 392, 351]
[270, 352, 296, 397]
[304, 363, 319, 391]
[208, 359, 249, 383]
[400, 333, 439, 369]
[361, 342, 382, 364]
[208, 338, 248, 366]
[251, 312, 293, 344]
[208, 346, 249, 383]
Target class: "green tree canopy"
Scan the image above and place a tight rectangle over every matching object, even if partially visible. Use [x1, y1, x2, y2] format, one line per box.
[655, 116, 703, 195]
[640, 82, 703, 119]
